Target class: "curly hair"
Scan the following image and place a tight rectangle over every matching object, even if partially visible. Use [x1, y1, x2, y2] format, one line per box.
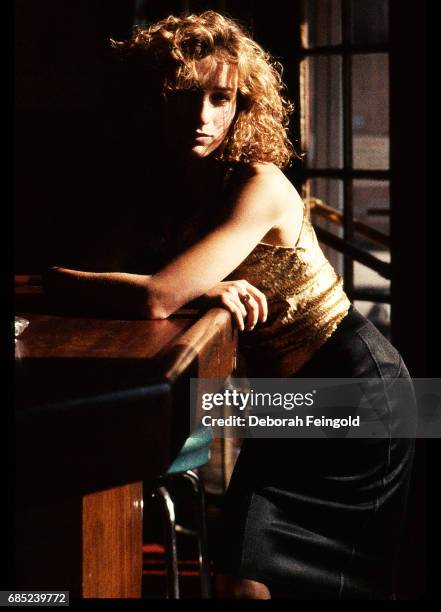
[111, 11, 295, 168]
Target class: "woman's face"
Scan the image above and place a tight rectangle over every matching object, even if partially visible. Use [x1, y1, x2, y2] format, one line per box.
[163, 57, 238, 159]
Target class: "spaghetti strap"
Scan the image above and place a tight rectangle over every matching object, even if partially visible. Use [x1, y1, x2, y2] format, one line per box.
[294, 199, 308, 248]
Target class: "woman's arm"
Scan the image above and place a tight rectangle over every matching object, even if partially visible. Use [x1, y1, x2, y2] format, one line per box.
[42, 267, 154, 317]
[45, 164, 298, 319]
[145, 165, 293, 315]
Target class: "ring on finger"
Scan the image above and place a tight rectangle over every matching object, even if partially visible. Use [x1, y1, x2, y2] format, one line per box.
[242, 293, 251, 304]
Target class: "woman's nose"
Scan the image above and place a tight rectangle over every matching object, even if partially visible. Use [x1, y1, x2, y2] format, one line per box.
[198, 97, 212, 126]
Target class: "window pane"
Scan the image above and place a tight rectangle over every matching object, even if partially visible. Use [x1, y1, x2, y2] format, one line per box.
[353, 180, 389, 234]
[353, 254, 390, 290]
[353, 179, 389, 251]
[302, 55, 343, 168]
[307, 178, 344, 233]
[351, 0, 389, 44]
[302, 0, 342, 48]
[307, 178, 344, 276]
[352, 54, 389, 169]
[353, 300, 391, 338]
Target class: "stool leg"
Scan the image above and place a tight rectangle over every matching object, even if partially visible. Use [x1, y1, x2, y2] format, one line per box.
[183, 470, 212, 598]
[156, 485, 180, 599]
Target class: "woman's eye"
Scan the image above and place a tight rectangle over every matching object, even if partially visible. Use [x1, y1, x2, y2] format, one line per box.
[211, 93, 231, 104]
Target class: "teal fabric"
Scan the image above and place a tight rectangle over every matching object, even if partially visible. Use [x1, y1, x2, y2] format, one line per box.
[166, 426, 213, 475]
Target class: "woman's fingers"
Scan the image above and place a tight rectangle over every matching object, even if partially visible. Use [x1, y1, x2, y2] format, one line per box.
[234, 293, 248, 318]
[239, 283, 268, 326]
[216, 281, 268, 332]
[241, 293, 260, 331]
[221, 295, 245, 331]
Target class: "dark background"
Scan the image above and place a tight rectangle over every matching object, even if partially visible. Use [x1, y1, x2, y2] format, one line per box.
[14, 0, 436, 600]
[15, 0, 303, 273]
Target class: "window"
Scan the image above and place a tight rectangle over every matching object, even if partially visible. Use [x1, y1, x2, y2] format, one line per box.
[300, 0, 391, 337]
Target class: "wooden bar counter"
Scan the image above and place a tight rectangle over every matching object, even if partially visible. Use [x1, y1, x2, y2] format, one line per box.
[15, 281, 236, 598]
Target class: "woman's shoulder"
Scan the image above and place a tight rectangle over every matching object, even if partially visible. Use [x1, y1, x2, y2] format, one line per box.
[227, 161, 294, 197]
[230, 160, 284, 179]
[227, 162, 301, 220]
[232, 162, 296, 196]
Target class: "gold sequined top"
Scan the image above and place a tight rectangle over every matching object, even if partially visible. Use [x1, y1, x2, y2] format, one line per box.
[225, 206, 351, 377]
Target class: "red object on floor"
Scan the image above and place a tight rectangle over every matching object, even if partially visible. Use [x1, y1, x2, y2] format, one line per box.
[143, 543, 165, 555]
[142, 539, 212, 597]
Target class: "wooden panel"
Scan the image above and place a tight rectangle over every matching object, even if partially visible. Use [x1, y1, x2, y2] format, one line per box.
[15, 285, 237, 598]
[158, 307, 236, 382]
[16, 483, 144, 599]
[83, 482, 143, 598]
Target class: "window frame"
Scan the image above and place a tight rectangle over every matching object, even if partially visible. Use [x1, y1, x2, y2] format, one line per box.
[298, 0, 392, 308]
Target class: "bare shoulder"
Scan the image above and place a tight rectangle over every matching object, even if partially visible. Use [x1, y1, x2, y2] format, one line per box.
[231, 162, 298, 217]
[246, 163, 299, 199]
[246, 161, 287, 183]
[236, 163, 303, 231]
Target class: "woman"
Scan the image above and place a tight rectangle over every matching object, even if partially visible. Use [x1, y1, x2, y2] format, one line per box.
[45, 11, 416, 600]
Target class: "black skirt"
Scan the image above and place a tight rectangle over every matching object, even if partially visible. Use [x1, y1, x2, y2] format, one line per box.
[215, 306, 416, 600]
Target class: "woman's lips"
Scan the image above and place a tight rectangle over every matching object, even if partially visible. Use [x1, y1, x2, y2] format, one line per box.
[193, 132, 212, 141]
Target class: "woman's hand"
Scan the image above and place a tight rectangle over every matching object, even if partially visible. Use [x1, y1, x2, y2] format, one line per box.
[203, 280, 268, 331]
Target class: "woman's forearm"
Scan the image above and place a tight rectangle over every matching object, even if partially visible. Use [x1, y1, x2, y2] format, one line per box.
[43, 267, 166, 318]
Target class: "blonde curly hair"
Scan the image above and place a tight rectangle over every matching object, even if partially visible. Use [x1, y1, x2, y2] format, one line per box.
[111, 11, 295, 168]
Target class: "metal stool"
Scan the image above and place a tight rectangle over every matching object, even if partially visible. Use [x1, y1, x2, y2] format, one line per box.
[150, 427, 213, 598]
